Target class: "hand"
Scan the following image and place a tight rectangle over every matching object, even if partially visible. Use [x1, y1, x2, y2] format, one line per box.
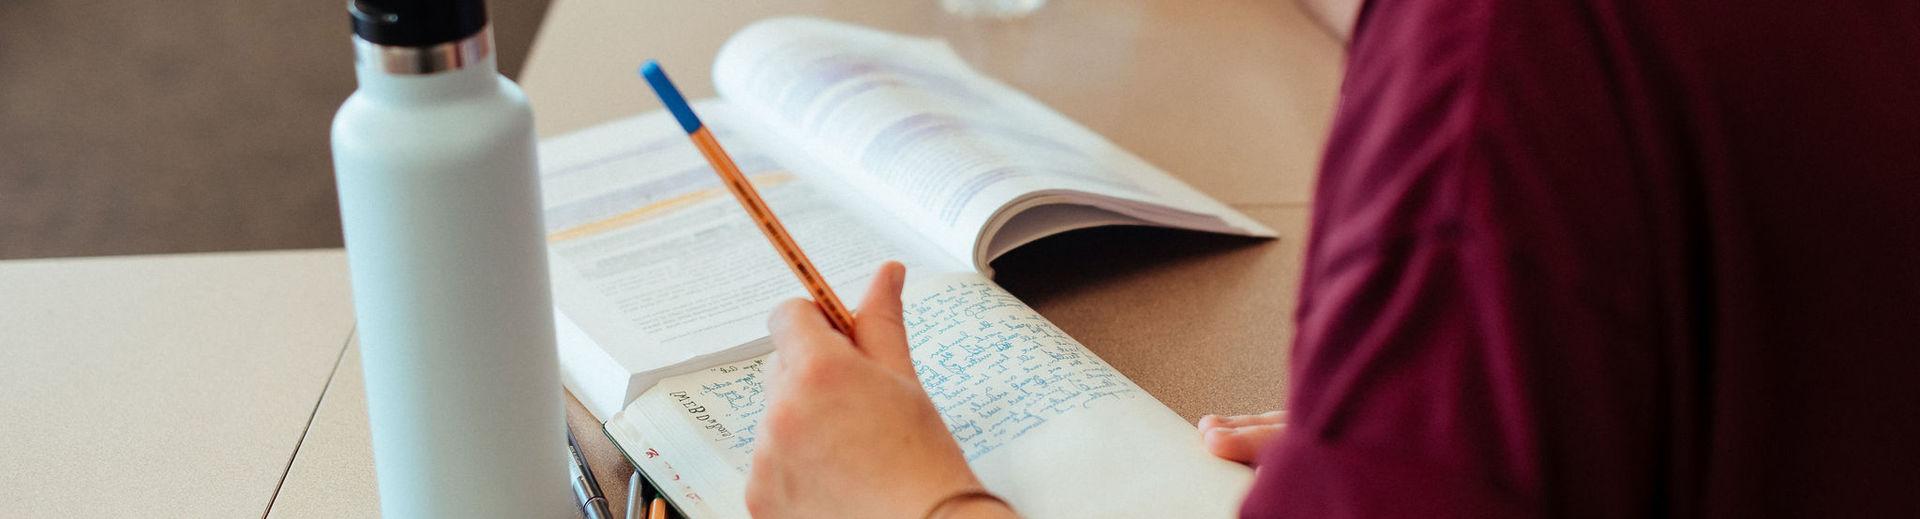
[1295, 0, 1362, 42]
[747, 262, 1016, 519]
[1197, 410, 1288, 464]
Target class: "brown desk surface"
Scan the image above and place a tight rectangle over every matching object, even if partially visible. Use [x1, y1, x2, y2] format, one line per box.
[269, 0, 1341, 516]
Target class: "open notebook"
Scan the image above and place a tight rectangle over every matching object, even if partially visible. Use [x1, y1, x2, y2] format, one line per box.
[541, 18, 1268, 518]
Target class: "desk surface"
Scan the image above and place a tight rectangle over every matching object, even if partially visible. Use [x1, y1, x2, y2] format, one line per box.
[2, 1, 1341, 517]
[0, 251, 356, 517]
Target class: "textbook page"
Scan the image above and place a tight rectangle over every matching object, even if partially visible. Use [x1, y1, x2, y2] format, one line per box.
[540, 103, 956, 419]
[611, 272, 1254, 519]
[712, 18, 1273, 269]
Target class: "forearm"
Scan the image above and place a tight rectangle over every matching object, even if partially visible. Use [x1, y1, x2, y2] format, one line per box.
[1296, 0, 1363, 43]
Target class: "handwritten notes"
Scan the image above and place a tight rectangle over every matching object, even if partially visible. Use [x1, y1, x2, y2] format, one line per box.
[650, 357, 770, 472]
[652, 276, 1139, 470]
[905, 279, 1139, 460]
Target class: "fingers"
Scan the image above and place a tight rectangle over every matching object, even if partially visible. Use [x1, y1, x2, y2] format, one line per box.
[1198, 411, 1287, 464]
[1197, 410, 1287, 430]
[769, 298, 852, 363]
[853, 262, 916, 377]
[763, 350, 789, 392]
[1202, 423, 1285, 464]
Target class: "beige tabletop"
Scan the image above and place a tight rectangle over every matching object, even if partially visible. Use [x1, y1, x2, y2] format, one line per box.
[2, 1, 1342, 517]
[0, 250, 356, 517]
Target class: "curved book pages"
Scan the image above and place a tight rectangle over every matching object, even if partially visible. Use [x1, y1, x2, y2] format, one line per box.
[538, 17, 1268, 518]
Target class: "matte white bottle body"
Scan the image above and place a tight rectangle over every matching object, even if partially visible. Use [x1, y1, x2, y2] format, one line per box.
[331, 49, 573, 518]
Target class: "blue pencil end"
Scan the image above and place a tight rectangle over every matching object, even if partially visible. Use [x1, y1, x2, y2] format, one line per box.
[638, 60, 703, 134]
[638, 60, 664, 81]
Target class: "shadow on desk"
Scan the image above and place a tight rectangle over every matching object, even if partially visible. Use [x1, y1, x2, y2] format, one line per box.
[990, 218, 1300, 419]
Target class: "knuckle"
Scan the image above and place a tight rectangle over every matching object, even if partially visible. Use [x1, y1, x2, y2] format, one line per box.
[791, 355, 841, 387]
[745, 494, 767, 516]
[766, 299, 807, 330]
[744, 475, 773, 516]
[766, 305, 793, 333]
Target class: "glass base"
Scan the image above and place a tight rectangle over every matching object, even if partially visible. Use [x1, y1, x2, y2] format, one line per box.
[940, 0, 1048, 19]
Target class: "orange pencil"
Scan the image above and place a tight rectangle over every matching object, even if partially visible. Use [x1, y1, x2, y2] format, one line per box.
[648, 497, 668, 519]
[639, 60, 857, 336]
[627, 471, 671, 519]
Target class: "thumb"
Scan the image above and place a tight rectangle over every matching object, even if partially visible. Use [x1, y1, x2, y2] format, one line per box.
[853, 261, 915, 377]
[1203, 424, 1285, 465]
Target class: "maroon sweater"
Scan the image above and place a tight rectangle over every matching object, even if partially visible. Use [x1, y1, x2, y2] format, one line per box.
[1243, 0, 1920, 517]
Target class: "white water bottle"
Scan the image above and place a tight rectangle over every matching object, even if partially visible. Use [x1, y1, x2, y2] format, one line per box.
[330, 1, 572, 517]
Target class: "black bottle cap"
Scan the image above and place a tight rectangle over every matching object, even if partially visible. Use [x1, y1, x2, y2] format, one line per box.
[350, 0, 488, 47]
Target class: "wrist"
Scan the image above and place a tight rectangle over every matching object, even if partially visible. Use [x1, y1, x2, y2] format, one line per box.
[936, 496, 1018, 518]
[922, 488, 1016, 519]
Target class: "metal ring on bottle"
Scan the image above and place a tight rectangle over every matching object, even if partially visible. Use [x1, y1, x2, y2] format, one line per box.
[352, 25, 493, 75]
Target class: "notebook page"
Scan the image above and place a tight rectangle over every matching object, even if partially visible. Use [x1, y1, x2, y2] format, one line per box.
[540, 103, 950, 417]
[711, 18, 1271, 268]
[903, 274, 1253, 518]
[617, 272, 1252, 518]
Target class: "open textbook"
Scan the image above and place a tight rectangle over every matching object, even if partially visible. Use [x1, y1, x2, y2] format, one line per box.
[541, 18, 1269, 518]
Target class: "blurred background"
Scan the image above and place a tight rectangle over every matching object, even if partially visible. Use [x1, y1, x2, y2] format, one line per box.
[0, 1, 551, 259]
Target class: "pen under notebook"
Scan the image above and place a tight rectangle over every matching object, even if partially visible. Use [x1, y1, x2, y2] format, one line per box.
[638, 60, 857, 336]
[566, 429, 613, 519]
[626, 472, 642, 519]
[627, 462, 672, 519]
